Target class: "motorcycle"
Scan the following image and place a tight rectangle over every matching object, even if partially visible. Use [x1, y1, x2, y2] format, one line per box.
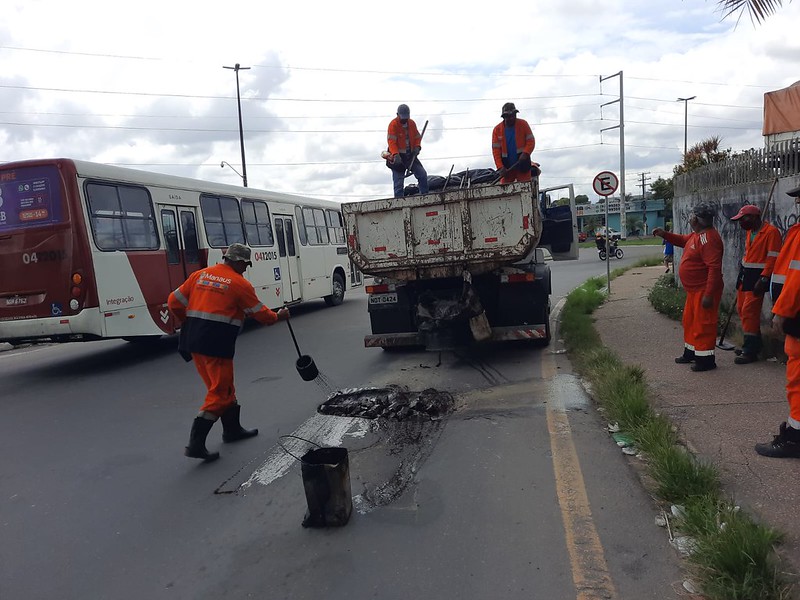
[596, 239, 624, 260]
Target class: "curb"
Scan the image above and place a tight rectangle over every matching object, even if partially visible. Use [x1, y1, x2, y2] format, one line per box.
[0, 343, 13, 353]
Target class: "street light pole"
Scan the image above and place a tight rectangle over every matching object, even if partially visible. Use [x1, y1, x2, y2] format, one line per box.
[223, 63, 250, 187]
[677, 96, 696, 157]
[220, 161, 245, 184]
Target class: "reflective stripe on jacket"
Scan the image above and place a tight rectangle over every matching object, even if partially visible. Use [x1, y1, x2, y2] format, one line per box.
[739, 221, 783, 291]
[387, 117, 422, 156]
[492, 119, 535, 170]
[773, 226, 800, 320]
[168, 263, 278, 358]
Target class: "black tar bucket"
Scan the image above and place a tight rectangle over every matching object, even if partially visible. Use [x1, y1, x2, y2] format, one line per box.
[279, 435, 352, 528]
[296, 354, 319, 382]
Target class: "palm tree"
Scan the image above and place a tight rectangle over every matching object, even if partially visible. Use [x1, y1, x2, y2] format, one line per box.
[717, 0, 787, 23]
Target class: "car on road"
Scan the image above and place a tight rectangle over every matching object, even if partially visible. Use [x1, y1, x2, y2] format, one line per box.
[595, 227, 622, 241]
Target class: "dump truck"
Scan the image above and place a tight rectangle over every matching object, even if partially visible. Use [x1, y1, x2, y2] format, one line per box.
[342, 178, 578, 350]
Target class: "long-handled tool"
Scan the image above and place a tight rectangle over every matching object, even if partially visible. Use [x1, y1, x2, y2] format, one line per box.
[716, 177, 779, 350]
[286, 318, 319, 382]
[403, 120, 428, 179]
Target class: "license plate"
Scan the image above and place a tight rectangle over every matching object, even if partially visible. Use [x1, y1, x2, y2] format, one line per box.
[369, 293, 398, 305]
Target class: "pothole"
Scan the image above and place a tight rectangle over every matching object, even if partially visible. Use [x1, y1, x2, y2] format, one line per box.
[318, 385, 455, 421]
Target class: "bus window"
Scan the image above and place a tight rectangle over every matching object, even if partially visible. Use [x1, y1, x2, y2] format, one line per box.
[313, 208, 329, 244]
[242, 199, 274, 247]
[303, 207, 328, 245]
[86, 182, 158, 250]
[275, 218, 287, 257]
[180, 211, 200, 264]
[161, 210, 180, 264]
[285, 220, 297, 256]
[326, 210, 345, 245]
[294, 205, 307, 246]
[200, 194, 244, 247]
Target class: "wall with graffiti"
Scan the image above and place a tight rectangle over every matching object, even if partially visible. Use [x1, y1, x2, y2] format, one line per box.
[674, 176, 800, 322]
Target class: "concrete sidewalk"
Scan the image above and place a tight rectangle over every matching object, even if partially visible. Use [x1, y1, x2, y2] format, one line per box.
[593, 266, 800, 583]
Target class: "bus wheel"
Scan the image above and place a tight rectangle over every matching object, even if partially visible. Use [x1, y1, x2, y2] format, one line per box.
[324, 273, 345, 307]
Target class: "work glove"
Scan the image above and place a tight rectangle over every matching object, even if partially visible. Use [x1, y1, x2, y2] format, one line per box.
[391, 154, 403, 167]
[412, 147, 421, 156]
[753, 276, 769, 297]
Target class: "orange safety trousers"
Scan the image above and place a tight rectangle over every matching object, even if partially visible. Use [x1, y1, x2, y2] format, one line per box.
[736, 289, 764, 337]
[683, 289, 722, 356]
[192, 353, 236, 416]
[785, 335, 800, 426]
[501, 169, 532, 185]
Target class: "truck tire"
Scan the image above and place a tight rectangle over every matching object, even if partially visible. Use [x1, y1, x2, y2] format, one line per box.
[324, 273, 345, 307]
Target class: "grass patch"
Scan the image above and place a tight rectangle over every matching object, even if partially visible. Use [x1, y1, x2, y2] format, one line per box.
[560, 272, 792, 599]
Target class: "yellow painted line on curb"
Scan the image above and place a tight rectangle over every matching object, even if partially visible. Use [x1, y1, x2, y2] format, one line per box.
[543, 313, 617, 599]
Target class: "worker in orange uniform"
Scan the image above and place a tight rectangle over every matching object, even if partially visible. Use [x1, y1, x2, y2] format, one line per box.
[168, 243, 290, 462]
[387, 104, 428, 198]
[756, 185, 800, 458]
[653, 202, 724, 372]
[729, 204, 782, 364]
[492, 102, 536, 184]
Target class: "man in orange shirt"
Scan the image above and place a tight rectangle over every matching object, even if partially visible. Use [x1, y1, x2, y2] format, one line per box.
[757, 185, 800, 458]
[653, 202, 724, 372]
[168, 243, 290, 462]
[386, 104, 428, 198]
[729, 204, 782, 364]
[492, 102, 535, 184]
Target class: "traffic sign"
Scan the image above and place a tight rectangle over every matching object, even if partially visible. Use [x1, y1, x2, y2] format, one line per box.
[593, 171, 619, 197]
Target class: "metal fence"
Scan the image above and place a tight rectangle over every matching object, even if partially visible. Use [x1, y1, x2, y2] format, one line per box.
[675, 138, 800, 195]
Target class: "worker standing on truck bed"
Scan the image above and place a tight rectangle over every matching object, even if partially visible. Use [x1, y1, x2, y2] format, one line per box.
[386, 104, 428, 198]
[492, 102, 536, 184]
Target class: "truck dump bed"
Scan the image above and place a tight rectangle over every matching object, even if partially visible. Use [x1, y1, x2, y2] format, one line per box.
[342, 182, 541, 280]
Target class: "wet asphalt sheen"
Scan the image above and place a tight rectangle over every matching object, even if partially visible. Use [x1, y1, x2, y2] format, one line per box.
[1, 246, 686, 600]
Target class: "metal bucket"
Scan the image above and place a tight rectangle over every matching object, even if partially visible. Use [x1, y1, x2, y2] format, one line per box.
[296, 354, 319, 382]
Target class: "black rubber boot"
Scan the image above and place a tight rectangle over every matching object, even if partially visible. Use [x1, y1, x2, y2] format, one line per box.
[690, 355, 717, 372]
[735, 336, 761, 365]
[675, 348, 696, 364]
[221, 404, 259, 443]
[185, 417, 220, 462]
[755, 422, 800, 458]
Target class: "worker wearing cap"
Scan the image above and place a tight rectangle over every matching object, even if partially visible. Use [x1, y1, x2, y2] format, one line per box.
[387, 104, 428, 198]
[757, 184, 800, 458]
[492, 102, 536, 184]
[653, 202, 724, 372]
[168, 243, 290, 462]
[729, 204, 782, 364]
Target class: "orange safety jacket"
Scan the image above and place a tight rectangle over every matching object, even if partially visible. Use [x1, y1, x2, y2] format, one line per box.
[492, 119, 535, 170]
[772, 226, 800, 321]
[387, 117, 422, 156]
[168, 263, 278, 359]
[661, 228, 724, 297]
[771, 224, 800, 301]
[738, 221, 782, 291]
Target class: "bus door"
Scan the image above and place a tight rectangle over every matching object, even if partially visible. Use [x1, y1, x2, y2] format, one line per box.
[158, 205, 202, 290]
[273, 215, 302, 302]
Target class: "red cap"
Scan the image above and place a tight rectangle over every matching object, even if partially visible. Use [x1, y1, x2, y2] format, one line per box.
[730, 204, 760, 220]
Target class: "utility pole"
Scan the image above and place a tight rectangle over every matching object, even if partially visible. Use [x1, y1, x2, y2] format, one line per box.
[223, 63, 250, 187]
[600, 71, 626, 238]
[639, 172, 651, 234]
[677, 96, 696, 157]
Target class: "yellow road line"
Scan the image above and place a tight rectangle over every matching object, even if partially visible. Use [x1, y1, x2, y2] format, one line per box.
[543, 350, 617, 600]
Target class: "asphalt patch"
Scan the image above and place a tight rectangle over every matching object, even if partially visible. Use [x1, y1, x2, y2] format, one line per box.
[318, 385, 454, 421]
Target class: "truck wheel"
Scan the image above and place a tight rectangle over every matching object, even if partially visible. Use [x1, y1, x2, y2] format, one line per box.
[324, 273, 345, 306]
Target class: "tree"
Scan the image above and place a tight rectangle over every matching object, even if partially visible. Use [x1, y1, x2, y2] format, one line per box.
[650, 177, 674, 201]
[673, 136, 732, 176]
[552, 197, 571, 207]
[717, 0, 788, 23]
[575, 194, 589, 205]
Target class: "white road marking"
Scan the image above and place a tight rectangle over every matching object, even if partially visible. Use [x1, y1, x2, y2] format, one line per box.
[241, 413, 370, 489]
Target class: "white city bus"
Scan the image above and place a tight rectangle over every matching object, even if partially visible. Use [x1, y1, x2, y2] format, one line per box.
[0, 158, 362, 344]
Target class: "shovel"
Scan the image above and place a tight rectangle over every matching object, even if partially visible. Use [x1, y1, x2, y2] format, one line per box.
[286, 318, 319, 382]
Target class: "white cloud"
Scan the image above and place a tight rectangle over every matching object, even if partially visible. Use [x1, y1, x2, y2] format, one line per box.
[1, 0, 798, 201]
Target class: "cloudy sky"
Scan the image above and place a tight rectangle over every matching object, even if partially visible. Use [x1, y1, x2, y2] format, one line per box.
[1, 0, 798, 202]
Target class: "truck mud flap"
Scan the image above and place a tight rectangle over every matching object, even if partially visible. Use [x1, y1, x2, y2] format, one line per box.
[365, 333, 421, 348]
[489, 325, 548, 341]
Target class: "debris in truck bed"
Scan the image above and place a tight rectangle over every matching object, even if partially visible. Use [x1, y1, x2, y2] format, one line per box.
[318, 385, 455, 421]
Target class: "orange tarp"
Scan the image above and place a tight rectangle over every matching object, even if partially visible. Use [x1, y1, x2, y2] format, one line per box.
[763, 80, 800, 136]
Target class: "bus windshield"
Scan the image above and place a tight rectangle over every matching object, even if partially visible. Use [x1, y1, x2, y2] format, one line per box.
[0, 165, 65, 233]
